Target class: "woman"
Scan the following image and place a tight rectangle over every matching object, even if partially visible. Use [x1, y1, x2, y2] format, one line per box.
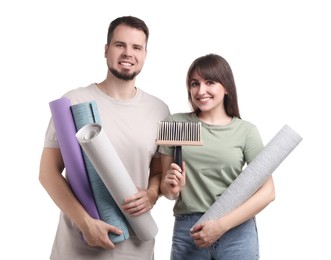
[159, 54, 275, 260]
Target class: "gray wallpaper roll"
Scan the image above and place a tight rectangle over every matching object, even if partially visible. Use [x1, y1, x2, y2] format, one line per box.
[193, 124, 303, 227]
[76, 123, 158, 241]
[71, 101, 129, 243]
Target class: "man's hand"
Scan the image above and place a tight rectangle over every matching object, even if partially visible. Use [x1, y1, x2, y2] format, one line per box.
[79, 218, 123, 249]
[122, 188, 155, 216]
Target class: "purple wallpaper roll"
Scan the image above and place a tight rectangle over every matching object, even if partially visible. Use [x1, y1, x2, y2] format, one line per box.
[49, 97, 99, 219]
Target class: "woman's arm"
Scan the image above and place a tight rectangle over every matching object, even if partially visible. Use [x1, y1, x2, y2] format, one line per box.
[191, 176, 275, 247]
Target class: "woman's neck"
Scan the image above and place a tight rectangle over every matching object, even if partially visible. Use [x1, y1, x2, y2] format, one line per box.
[197, 110, 232, 126]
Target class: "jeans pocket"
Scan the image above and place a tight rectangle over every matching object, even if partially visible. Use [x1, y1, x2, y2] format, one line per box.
[174, 214, 189, 221]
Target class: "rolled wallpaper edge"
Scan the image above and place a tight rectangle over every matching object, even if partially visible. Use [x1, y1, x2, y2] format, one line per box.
[76, 123, 158, 241]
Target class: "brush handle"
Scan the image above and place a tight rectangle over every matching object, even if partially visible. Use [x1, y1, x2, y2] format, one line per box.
[174, 146, 182, 170]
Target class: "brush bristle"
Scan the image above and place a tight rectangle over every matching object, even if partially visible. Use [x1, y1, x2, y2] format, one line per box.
[156, 121, 203, 146]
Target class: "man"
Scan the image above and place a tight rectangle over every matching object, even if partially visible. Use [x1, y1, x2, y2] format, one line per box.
[39, 16, 170, 260]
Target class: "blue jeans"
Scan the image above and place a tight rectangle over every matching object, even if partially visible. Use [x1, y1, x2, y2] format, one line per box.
[170, 213, 259, 260]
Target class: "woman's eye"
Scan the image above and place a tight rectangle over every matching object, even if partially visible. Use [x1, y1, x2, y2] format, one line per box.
[190, 81, 199, 87]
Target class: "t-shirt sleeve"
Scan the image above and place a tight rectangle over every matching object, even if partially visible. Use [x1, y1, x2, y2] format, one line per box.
[244, 125, 264, 164]
[43, 118, 60, 148]
[156, 114, 175, 156]
[158, 144, 174, 156]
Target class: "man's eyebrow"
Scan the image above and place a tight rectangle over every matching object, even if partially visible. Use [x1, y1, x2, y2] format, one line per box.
[132, 43, 144, 48]
[112, 41, 144, 48]
[112, 40, 125, 45]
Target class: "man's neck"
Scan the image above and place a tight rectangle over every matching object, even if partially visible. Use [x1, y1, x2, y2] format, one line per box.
[97, 79, 137, 100]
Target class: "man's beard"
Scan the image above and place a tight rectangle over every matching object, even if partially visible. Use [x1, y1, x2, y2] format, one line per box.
[109, 68, 139, 81]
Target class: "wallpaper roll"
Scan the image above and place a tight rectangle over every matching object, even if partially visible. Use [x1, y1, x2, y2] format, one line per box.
[49, 97, 99, 219]
[76, 123, 158, 241]
[71, 101, 129, 243]
[193, 124, 303, 227]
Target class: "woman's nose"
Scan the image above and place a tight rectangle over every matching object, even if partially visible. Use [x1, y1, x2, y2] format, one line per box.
[197, 84, 207, 94]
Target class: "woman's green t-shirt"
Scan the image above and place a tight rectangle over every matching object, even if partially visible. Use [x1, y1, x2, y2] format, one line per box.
[159, 113, 264, 215]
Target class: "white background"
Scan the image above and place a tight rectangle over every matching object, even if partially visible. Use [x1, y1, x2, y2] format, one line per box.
[1, 0, 330, 259]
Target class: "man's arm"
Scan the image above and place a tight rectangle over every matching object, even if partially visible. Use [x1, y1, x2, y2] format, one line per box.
[39, 147, 121, 249]
[121, 156, 162, 216]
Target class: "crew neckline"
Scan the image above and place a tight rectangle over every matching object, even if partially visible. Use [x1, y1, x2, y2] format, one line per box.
[92, 83, 142, 104]
[191, 113, 237, 128]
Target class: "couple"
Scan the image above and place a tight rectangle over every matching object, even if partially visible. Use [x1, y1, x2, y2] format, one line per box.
[39, 16, 275, 260]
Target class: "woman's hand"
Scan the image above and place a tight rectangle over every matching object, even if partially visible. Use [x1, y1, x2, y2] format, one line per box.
[190, 220, 227, 248]
[163, 162, 186, 197]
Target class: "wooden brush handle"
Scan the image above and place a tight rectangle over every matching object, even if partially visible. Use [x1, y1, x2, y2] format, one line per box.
[174, 146, 182, 170]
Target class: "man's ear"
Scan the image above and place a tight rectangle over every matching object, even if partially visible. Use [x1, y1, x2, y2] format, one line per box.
[104, 44, 109, 57]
